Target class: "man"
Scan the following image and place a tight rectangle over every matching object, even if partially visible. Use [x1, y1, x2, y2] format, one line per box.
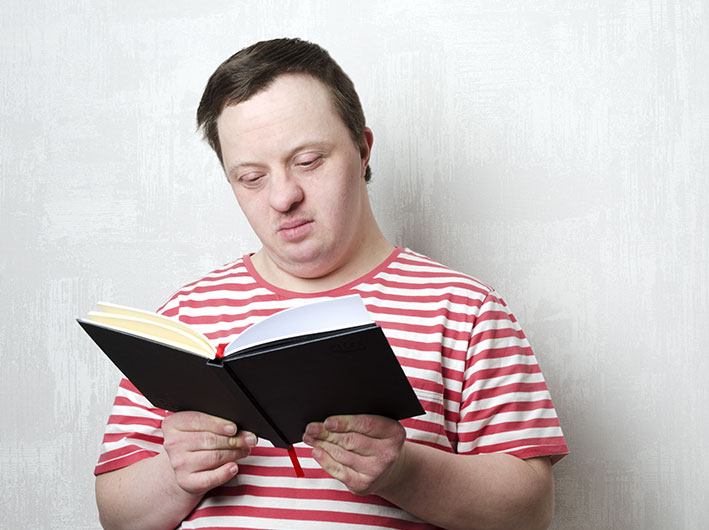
[95, 38, 568, 530]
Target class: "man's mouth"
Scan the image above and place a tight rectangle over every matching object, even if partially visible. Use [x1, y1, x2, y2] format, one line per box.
[277, 219, 313, 241]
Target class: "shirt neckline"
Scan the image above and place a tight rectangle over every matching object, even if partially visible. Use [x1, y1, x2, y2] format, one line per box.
[243, 246, 404, 298]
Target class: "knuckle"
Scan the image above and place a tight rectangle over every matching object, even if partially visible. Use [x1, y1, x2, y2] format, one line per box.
[172, 410, 195, 428]
[161, 415, 174, 431]
[330, 442, 350, 462]
[201, 431, 218, 450]
[163, 436, 182, 458]
[341, 433, 358, 450]
[184, 411, 205, 429]
[328, 456, 346, 477]
[359, 415, 375, 432]
[163, 436, 177, 452]
[170, 452, 188, 471]
[207, 449, 224, 468]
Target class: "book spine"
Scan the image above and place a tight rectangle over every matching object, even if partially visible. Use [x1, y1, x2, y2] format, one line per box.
[208, 359, 290, 448]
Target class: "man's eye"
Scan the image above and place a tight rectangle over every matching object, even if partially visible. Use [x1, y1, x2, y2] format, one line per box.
[240, 173, 265, 186]
[296, 155, 322, 169]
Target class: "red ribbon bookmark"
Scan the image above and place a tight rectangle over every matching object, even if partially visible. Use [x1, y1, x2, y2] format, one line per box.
[287, 445, 305, 478]
[215, 343, 303, 478]
[215, 343, 228, 359]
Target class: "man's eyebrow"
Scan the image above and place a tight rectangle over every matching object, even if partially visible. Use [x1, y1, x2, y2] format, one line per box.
[227, 161, 262, 170]
[225, 161, 263, 180]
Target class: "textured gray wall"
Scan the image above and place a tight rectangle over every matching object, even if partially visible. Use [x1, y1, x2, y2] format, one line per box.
[2, 1, 707, 528]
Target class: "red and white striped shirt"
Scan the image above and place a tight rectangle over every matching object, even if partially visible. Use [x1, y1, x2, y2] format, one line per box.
[96, 247, 568, 529]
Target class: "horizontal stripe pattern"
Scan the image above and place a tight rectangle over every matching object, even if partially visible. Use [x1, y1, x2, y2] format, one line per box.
[96, 247, 568, 528]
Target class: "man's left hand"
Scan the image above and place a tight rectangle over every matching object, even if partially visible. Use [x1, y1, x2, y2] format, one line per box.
[302, 414, 407, 495]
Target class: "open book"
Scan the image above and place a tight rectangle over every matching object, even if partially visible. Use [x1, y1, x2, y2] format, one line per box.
[78, 295, 424, 450]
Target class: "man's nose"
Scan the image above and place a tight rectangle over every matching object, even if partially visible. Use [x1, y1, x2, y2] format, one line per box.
[268, 170, 304, 212]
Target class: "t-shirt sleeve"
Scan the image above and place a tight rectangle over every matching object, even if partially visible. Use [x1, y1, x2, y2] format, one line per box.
[457, 290, 569, 463]
[94, 292, 190, 475]
[94, 378, 169, 475]
[94, 291, 195, 475]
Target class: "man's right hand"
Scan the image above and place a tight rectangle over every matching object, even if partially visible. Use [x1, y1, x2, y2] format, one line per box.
[162, 411, 258, 496]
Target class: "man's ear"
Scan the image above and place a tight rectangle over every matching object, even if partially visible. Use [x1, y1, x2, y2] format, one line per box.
[359, 127, 374, 174]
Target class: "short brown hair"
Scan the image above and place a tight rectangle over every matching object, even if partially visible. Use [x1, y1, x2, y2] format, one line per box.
[197, 38, 372, 181]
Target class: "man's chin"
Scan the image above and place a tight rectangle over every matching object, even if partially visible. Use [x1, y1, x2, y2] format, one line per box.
[259, 247, 339, 280]
[278, 257, 337, 281]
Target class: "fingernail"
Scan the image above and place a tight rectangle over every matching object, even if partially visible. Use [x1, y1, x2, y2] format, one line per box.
[245, 433, 258, 446]
[224, 423, 236, 436]
[324, 418, 337, 430]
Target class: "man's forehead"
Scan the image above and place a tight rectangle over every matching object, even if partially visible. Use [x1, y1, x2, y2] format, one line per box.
[224, 74, 331, 116]
[216, 74, 347, 143]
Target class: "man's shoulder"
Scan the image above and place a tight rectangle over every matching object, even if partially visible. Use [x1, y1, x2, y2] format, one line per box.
[184, 256, 252, 288]
[391, 247, 496, 297]
[157, 255, 257, 314]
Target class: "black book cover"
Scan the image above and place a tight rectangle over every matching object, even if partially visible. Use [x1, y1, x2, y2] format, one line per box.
[79, 319, 424, 448]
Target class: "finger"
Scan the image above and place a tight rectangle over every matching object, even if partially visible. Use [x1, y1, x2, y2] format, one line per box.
[186, 429, 258, 452]
[323, 415, 400, 438]
[235, 429, 259, 448]
[304, 416, 404, 450]
[164, 429, 257, 470]
[185, 446, 252, 472]
[167, 434, 256, 477]
[311, 444, 348, 478]
[310, 445, 372, 495]
[163, 410, 237, 436]
[312, 436, 380, 467]
[303, 426, 376, 456]
[176, 461, 240, 495]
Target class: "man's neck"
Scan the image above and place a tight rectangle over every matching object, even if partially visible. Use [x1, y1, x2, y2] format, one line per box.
[251, 233, 395, 294]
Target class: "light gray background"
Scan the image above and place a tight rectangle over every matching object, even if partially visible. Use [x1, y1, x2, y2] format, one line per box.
[2, 1, 707, 528]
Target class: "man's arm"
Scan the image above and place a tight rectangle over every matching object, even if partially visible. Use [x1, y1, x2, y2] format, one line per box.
[303, 415, 554, 530]
[96, 411, 257, 530]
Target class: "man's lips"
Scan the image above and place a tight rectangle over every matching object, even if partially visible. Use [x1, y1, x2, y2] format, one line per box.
[277, 219, 313, 241]
[278, 219, 310, 231]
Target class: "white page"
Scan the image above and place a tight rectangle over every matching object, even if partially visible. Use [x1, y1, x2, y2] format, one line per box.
[223, 294, 373, 356]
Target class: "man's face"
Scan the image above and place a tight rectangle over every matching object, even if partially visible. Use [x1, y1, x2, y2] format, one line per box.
[217, 74, 373, 282]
